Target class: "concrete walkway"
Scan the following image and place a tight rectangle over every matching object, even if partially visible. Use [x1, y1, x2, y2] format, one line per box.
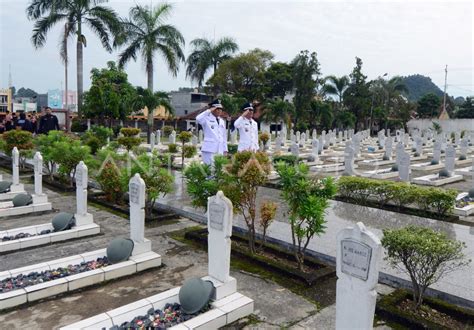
[157, 172, 474, 309]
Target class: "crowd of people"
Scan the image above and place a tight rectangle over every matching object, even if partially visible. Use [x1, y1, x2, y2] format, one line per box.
[0, 106, 60, 135]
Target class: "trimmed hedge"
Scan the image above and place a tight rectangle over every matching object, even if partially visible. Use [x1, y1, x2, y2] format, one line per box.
[337, 177, 457, 216]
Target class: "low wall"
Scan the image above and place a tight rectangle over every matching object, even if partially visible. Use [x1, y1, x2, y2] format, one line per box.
[407, 119, 474, 134]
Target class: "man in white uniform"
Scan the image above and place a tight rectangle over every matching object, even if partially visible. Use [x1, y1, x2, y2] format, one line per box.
[196, 99, 228, 165]
[234, 102, 259, 152]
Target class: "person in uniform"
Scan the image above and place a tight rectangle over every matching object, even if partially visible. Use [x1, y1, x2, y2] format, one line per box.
[234, 102, 259, 152]
[196, 99, 228, 165]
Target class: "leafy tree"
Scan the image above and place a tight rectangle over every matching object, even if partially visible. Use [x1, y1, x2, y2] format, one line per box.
[291, 50, 320, 127]
[2, 130, 34, 169]
[343, 57, 371, 130]
[456, 97, 474, 118]
[264, 62, 294, 99]
[334, 111, 356, 130]
[129, 151, 174, 217]
[83, 61, 136, 126]
[50, 139, 91, 185]
[310, 100, 333, 130]
[260, 99, 295, 128]
[276, 162, 337, 270]
[34, 130, 71, 178]
[132, 86, 173, 143]
[220, 94, 247, 117]
[382, 226, 470, 310]
[186, 37, 239, 88]
[416, 93, 441, 118]
[27, 0, 121, 116]
[177, 131, 193, 168]
[117, 4, 184, 93]
[207, 48, 274, 100]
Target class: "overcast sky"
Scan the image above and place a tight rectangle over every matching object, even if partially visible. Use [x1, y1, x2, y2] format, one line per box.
[0, 0, 472, 97]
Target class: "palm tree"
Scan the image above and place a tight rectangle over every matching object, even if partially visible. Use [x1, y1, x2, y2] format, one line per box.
[323, 75, 349, 107]
[133, 86, 173, 120]
[117, 3, 184, 142]
[186, 37, 239, 88]
[27, 0, 121, 117]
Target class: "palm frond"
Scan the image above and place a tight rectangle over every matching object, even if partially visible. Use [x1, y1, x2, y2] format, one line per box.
[118, 39, 142, 68]
[31, 12, 67, 48]
[85, 17, 112, 51]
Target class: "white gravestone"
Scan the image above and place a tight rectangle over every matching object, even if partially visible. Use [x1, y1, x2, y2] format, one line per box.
[33, 152, 43, 196]
[129, 173, 151, 255]
[12, 147, 20, 186]
[460, 139, 468, 158]
[275, 136, 282, 153]
[150, 133, 155, 150]
[207, 191, 233, 283]
[385, 138, 393, 159]
[335, 222, 382, 330]
[169, 131, 176, 144]
[296, 131, 301, 143]
[155, 130, 161, 145]
[415, 137, 423, 155]
[312, 129, 317, 140]
[396, 142, 404, 166]
[445, 145, 456, 174]
[198, 129, 203, 143]
[433, 141, 442, 163]
[192, 135, 198, 147]
[399, 151, 411, 182]
[312, 139, 319, 158]
[75, 161, 93, 226]
[291, 142, 299, 158]
[344, 144, 355, 176]
[32, 152, 48, 204]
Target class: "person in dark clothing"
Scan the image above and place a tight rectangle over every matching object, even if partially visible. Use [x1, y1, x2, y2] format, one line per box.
[4, 113, 14, 131]
[39, 107, 60, 134]
[17, 112, 34, 132]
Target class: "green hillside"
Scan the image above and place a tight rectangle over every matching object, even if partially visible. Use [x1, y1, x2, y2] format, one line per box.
[401, 74, 443, 101]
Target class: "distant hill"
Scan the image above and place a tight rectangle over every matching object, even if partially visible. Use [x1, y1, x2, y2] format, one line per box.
[401, 74, 444, 101]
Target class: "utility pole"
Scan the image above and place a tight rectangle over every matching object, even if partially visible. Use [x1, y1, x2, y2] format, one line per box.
[443, 65, 448, 113]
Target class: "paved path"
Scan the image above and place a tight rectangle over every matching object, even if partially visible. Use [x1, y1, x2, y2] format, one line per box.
[157, 172, 474, 309]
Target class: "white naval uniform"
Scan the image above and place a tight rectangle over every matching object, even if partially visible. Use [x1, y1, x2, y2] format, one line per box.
[196, 109, 228, 165]
[234, 116, 259, 152]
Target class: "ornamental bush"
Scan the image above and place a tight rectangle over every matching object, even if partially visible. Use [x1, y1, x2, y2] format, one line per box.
[117, 127, 141, 151]
[96, 160, 126, 204]
[382, 226, 470, 310]
[168, 143, 178, 153]
[336, 177, 456, 216]
[2, 130, 34, 169]
[272, 154, 299, 166]
[259, 132, 270, 147]
[177, 131, 194, 167]
[276, 162, 337, 270]
[162, 125, 173, 137]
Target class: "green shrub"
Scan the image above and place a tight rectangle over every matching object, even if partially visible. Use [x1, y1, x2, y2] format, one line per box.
[50, 140, 91, 186]
[276, 162, 337, 270]
[91, 125, 113, 142]
[183, 145, 197, 159]
[168, 143, 178, 153]
[117, 127, 141, 151]
[177, 131, 193, 143]
[272, 154, 299, 166]
[84, 136, 101, 155]
[162, 125, 173, 137]
[336, 177, 456, 216]
[2, 130, 34, 168]
[35, 130, 75, 177]
[71, 119, 86, 132]
[129, 152, 174, 216]
[227, 144, 238, 155]
[382, 226, 470, 310]
[259, 132, 270, 146]
[96, 160, 126, 203]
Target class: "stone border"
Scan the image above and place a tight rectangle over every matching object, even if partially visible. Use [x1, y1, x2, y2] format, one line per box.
[0, 202, 52, 218]
[411, 174, 463, 186]
[361, 169, 399, 179]
[61, 280, 253, 330]
[410, 162, 445, 171]
[453, 193, 474, 216]
[0, 249, 161, 310]
[0, 223, 100, 253]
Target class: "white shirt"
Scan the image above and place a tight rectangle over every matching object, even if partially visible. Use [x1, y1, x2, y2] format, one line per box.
[234, 116, 259, 152]
[196, 109, 228, 154]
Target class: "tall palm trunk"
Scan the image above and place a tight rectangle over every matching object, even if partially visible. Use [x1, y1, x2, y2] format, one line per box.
[76, 32, 83, 118]
[146, 57, 153, 143]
